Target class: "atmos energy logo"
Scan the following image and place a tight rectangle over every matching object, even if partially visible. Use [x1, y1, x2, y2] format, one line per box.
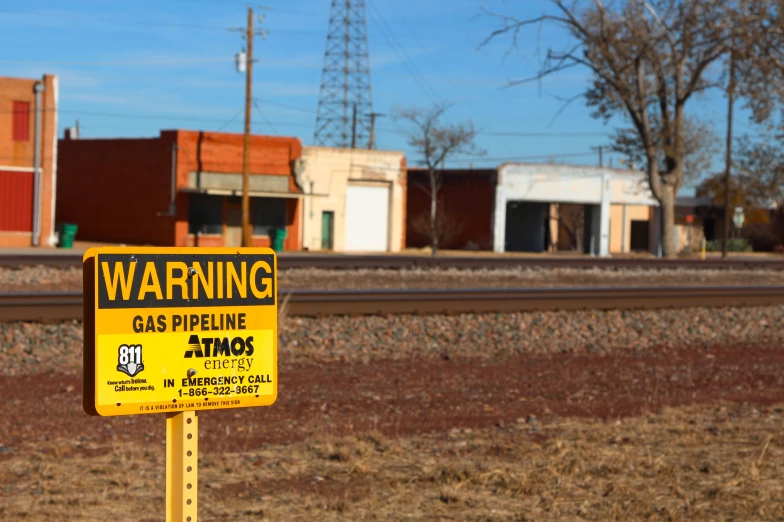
[117, 344, 144, 377]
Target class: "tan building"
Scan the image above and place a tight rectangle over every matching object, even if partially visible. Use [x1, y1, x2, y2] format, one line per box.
[0, 74, 58, 247]
[609, 204, 655, 253]
[545, 203, 656, 254]
[673, 196, 712, 253]
[299, 147, 406, 252]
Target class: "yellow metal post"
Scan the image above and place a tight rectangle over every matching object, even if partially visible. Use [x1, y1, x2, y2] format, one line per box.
[166, 411, 198, 522]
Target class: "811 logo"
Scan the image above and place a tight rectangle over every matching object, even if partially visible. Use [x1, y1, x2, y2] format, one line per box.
[117, 344, 144, 377]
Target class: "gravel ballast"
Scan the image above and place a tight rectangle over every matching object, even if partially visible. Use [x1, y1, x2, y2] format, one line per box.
[2, 265, 784, 292]
[1, 305, 782, 376]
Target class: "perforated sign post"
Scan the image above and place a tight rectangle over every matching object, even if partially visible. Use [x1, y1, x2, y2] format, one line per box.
[83, 247, 278, 522]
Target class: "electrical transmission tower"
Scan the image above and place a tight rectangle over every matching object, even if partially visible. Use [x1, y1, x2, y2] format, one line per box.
[313, 0, 374, 149]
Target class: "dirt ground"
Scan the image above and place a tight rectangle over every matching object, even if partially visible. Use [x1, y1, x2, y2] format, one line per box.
[2, 403, 782, 521]
[2, 342, 784, 520]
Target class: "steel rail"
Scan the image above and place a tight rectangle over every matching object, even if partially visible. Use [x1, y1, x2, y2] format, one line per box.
[276, 254, 784, 271]
[0, 291, 84, 321]
[2, 252, 784, 270]
[2, 286, 784, 322]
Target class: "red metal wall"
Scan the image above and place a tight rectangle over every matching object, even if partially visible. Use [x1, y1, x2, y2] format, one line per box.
[0, 74, 58, 246]
[0, 170, 34, 232]
[406, 168, 497, 251]
[57, 136, 177, 245]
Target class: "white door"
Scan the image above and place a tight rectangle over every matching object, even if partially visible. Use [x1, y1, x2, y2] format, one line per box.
[344, 184, 390, 251]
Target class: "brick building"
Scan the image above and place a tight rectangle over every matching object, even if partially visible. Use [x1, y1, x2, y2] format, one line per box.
[406, 168, 497, 250]
[57, 130, 304, 249]
[0, 74, 58, 247]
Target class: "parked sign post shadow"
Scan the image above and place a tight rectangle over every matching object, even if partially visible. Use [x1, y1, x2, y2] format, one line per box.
[83, 247, 278, 522]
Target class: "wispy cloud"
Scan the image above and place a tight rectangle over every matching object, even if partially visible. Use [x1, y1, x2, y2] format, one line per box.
[170, 78, 318, 97]
[371, 45, 440, 69]
[60, 93, 136, 105]
[1, 66, 101, 89]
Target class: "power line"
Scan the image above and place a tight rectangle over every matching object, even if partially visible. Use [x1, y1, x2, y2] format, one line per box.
[0, 58, 233, 66]
[483, 131, 611, 137]
[0, 9, 321, 33]
[216, 108, 244, 131]
[254, 98, 315, 114]
[382, 0, 448, 99]
[0, 9, 228, 30]
[0, 106, 614, 140]
[252, 100, 280, 134]
[365, 1, 438, 105]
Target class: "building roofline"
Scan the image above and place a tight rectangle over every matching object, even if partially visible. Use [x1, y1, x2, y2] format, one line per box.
[0, 73, 58, 83]
[498, 161, 643, 175]
[407, 166, 498, 174]
[303, 145, 404, 156]
[168, 129, 300, 142]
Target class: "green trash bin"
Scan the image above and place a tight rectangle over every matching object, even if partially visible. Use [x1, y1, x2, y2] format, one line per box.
[57, 223, 78, 249]
[270, 228, 287, 252]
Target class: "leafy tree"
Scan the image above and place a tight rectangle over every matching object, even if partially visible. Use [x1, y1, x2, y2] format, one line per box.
[734, 135, 784, 207]
[483, 0, 784, 257]
[610, 118, 718, 188]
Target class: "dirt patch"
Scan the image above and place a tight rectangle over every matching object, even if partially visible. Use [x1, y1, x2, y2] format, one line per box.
[1, 344, 783, 454]
[1, 403, 782, 521]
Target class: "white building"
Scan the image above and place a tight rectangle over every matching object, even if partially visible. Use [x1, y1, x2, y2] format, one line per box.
[493, 163, 661, 256]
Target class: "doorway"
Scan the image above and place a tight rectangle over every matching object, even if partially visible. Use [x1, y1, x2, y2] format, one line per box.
[630, 220, 650, 252]
[321, 211, 334, 250]
[225, 202, 242, 247]
[504, 201, 547, 252]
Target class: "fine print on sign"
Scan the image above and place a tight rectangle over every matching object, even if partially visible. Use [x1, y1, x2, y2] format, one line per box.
[83, 247, 278, 417]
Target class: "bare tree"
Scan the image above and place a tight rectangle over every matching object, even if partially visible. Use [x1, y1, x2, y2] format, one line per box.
[610, 117, 719, 188]
[550, 203, 585, 251]
[395, 104, 481, 255]
[410, 195, 467, 250]
[483, 1, 784, 257]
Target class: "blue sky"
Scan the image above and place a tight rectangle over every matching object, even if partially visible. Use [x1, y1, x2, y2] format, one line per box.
[0, 0, 761, 191]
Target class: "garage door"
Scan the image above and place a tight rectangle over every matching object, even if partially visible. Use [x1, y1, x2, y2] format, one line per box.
[344, 184, 389, 252]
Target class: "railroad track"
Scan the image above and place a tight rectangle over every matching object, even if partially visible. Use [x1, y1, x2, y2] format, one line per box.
[1, 252, 784, 270]
[2, 285, 784, 322]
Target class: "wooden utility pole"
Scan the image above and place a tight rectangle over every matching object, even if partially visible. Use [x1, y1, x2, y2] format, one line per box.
[368, 112, 384, 149]
[241, 6, 254, 247]
[591, 145, 604, 167]
[350, 103, 357, 149]
[722, 52, 736, 259]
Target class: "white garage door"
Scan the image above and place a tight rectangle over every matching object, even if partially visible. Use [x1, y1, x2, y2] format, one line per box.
[344, 184, 389, 252]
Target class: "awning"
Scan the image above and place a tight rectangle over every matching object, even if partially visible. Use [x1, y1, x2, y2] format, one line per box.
[180, 188, 328, 199]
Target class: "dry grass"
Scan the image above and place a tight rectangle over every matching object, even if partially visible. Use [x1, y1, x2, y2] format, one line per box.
[2, 403, 784, 520]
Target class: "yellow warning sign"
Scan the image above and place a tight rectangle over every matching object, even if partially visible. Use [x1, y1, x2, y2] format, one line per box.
[83, 247, 278, 417]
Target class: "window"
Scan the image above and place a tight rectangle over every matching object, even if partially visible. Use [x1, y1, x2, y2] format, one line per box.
[252, 197, 286, 236]
[188, 194, 223, 234]
[12, 101, 30, 142]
